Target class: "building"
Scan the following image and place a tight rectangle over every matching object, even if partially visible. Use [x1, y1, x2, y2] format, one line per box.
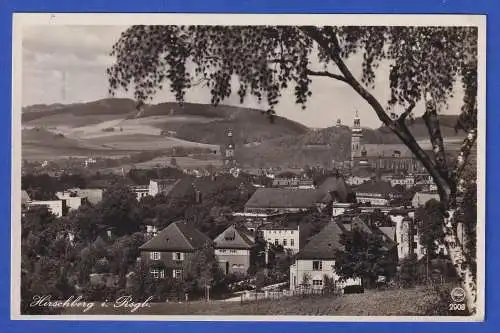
[411, 191, 440, 208]
[272, 177, 315, 189]
[222, 128, 236, 168]
[289, 221, 361, 291]
[350, 112, 425, 173]
[21, 190, 31, 207]
[28, 200, 64, 217]
[55, 190, 87, 211]
[129, 185, 149, 201]
[213, 225, 255, 275]
[139, 221, 211, 279]
[73, 188, 103, 205]
[260, 223, 300, 254]
[390, 175, 415, 189]
[148, 179, 181, 197]
[244, 188, 331, 215]
[354, 180, 400, 206]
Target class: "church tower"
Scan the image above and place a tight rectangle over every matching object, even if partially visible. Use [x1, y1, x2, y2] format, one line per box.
[223, 129, 236, 168]
[351, 110, 363, 166]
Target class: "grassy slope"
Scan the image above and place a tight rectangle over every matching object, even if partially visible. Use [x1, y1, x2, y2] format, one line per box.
[60, 286, 459, 316]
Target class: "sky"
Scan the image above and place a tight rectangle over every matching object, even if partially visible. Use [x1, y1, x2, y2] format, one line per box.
[21, 25, 465, 129]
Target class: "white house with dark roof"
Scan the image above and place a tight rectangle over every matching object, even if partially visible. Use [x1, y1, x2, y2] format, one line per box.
[289, 221, 361, 291]
[213, 225, 255, 275]
[260, 223, 300, 254]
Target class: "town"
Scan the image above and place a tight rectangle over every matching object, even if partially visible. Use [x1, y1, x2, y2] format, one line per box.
[20, 112, 477, 316]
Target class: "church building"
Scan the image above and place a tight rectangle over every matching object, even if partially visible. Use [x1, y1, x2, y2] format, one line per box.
[350, 112, 425, 174]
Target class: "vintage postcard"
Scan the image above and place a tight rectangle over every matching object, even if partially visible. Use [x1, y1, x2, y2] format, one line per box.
[11, 13, 486, 321]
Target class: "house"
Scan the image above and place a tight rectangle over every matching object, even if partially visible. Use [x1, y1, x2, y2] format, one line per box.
[289, 221, 361, 291]
[56, 190, 87, 211]
[412, 191, 440, 208]
[273, 177, 315, 189]
[390, 175, 415, 189]
[28, 200, 64, 217]
[130, 185, 149, 201]
[354, 181, 400, 206]
[260, 223, 300, 254]
[139, 221, 211, 279]
[73, 188, 103, 205]
[244, 188, 331, 215]
[213, 225, 255, 275]
[148, 179, 181, 197]
[331, 202, 354, 217]
[21, 190, 31, 207]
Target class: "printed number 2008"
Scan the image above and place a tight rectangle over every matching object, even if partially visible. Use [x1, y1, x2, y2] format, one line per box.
[449, 303, 466, 311]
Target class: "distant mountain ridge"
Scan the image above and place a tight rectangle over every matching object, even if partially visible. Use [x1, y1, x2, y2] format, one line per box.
[22, 98, 464, 167]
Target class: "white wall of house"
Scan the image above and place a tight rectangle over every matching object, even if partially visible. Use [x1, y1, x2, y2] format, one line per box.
[357, 195, 389, 206]
[148, 181, 160, 197]
[289, 259, 361, 291]
[29, 200, 63, 217]
[347, 176, 370, 186]
[390, 177, 415, 189]
[262, 227, 300, 253]
[331, 203, 352, 217]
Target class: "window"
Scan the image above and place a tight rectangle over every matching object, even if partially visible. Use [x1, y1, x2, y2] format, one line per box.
[150, 252, 161, 260]
[312, 261, 323, 271]
[291, 230, 294, 234]
[150, 269, 165, 279]
[173, 269, 182, 279]
[275, 239, 279, 246]
[230, 249, 237, 254]
[290, 239, 294, 247]
[172, 252, 184, 261]
[283, 239, 287, 246]
[312, 279, 323, 286]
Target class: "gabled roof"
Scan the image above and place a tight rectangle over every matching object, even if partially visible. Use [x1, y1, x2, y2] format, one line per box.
[296, 221, 344, 260]
[318, 176, 351, 202]
[139, 221, 211, 252]
[245, 188, 327, 209]
[213, 225, 255, 249]
[379, 226, 397, 242]
[21, 190, 31, 204]
[354, 180, 395, 195]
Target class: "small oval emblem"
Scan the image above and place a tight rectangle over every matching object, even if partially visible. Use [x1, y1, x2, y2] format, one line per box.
[450, 287, 466, 303]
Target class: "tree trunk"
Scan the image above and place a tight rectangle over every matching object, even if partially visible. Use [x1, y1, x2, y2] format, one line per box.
[443, 209, 477, 314]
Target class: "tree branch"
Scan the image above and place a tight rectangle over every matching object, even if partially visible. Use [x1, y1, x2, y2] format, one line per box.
[422, 97, 450, 184]
[397, 101, 416, 125]
[453, 129, 477, 197]
[299, 25, 453, 207]
[306, 69, 348, 83]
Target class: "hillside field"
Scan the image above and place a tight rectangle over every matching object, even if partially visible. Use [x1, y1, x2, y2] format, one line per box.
[60, 286, 466, 316]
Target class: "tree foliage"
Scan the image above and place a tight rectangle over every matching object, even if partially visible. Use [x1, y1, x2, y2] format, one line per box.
[335, 228, 396, 288]
[415, 199, 445, 258]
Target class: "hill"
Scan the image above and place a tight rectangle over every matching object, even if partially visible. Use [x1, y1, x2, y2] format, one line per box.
[61, 285, 458, 316]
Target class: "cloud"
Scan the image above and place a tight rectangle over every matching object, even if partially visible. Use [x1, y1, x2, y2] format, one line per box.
[20, 25, 464, 129]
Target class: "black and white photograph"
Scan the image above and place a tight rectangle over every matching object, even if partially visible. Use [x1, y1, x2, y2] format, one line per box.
[12, 14, 485, 320]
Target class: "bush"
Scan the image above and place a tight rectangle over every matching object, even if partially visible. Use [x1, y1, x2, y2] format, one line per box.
[344, 285, 364, 294]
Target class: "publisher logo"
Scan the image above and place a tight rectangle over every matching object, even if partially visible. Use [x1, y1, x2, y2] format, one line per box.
[450, 287, 466, 303]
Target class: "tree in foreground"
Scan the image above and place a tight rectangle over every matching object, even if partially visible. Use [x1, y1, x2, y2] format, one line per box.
[108, 25, 478, 313]
[335, 228, 395, 288]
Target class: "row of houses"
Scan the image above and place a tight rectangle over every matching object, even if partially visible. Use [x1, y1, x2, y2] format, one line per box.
[21, 188, 103, 217]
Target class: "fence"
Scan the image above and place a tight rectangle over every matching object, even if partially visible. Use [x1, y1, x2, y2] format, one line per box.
[239, 287, 342, 304]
